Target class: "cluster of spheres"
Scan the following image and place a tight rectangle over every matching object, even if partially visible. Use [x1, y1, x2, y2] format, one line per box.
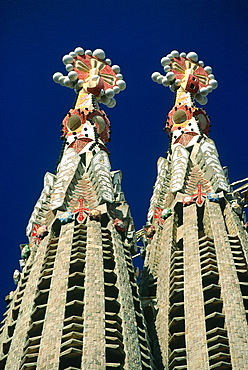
[53, 47, 126, 108]
[151, 50, 218, 105]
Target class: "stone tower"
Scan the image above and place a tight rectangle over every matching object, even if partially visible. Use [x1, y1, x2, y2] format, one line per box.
[139, 50, 248, 369]
[0, 47, 154, 370]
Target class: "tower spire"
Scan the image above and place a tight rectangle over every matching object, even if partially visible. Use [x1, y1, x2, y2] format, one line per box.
[140, 50, 248, 369]
[0, 47, 154, 370]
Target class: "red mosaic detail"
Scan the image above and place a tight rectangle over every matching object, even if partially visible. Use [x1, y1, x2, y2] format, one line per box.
[166, 105, 194, 132]
[174, 132, 198, 146]
[62, 109, 86, 137]
[86, 109, 110, 144]
[69, 138, 93, 153]
[170, 57, 210, 93]
[31, 223, 42, 244]
[183, 184, 207, 206]
[72, 54, 117, 91]
[73, 198, 90, 223]
[153, 207, 165, 226]
[193, 184, 207, 205]
[182, 195, 194, 206]
[193, 108, 210, 136]
[62, 108, 110, 144]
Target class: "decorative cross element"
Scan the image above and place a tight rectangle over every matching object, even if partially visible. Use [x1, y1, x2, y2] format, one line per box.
[182, 184, 207, 206]
[73, 198, 90, 222]
[192, 184, 207, 205]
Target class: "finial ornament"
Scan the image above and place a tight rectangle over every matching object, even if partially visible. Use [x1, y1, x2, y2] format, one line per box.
[151, 50, 218, 105]
[53, 47, 126, 108]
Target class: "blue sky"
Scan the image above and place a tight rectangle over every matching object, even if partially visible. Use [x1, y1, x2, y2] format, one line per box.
[0, 0, 247, 317]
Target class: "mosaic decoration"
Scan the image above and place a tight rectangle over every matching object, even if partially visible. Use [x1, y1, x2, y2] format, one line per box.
[207, 193, 220, 202]
[154, 207, 172, 225]
[89, 209, 101, 221]
[20, 244, 30, 261]
[147, 50, 230, 224]
[145, 225, 156, 239]
[72, 198, 90, 223]
[59, 211, 74, 224]
[13, 269, 20, 285]
[182, 184, 207, 207]
[53, 47, 126, 109]
[31, 223, 42, 244]
[36, 225, 49, 239]
[114, 218, 126, 233]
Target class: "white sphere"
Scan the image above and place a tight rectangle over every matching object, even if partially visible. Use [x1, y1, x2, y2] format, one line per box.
[207, 85, 213, 93]
[85, 50, 92, 55]
[105, 88, 115, 98]
[169, 85, 176, 92]
[77, 79, 84, 88]
[116, 73, 123, 80]
[69, 51, 77, 57]
[166, 71, 175, 81]
[180, 52, 186, 57]
[195, 93, 203, 102]
[62, 55, 74, 65]
[156, 75, 163, 84]
[163, 65, 171, 73]
[74, 47, 84, 55]
[112, 65, 121, 73]
[100, 89, 105, 96]
[198, 60, 204, 67]
[167, 54, 172, 59]
[68, 71, 78, 81]
[175, 79, 181, 86]
[186, 52, 198, 62]
[201, 96, 208, 105]
[200, 87, 209, 96]
[116, 80, 126, 90]
[101, 95, 110, 104]
[105, 58, 111, 65]
[66, 64, 74, 72]
[204, 66, 212, 74]
[161, 57, 171, 66]
[113, 86, 120, 94]
[93, 49, 105, 60]
[53, 72, 63, 83]
[209, 79, 218, 89]
[162, 77, 170, 86]
[107, 98, 116, 108]
[151, 72, 160, 82]
[171, 50, 179, 58]
[58, 76, 66, 85]
[208, 74, 215, 80]
[64, 77, 74, 88]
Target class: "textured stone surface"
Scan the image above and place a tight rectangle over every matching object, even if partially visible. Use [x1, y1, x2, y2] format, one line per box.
[155, 213, 176, 367]
[82, 220, 105, 369]
[183, 204, 209, 369]
[36, 222, 74, 369]
[206, 200, 248, 369]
